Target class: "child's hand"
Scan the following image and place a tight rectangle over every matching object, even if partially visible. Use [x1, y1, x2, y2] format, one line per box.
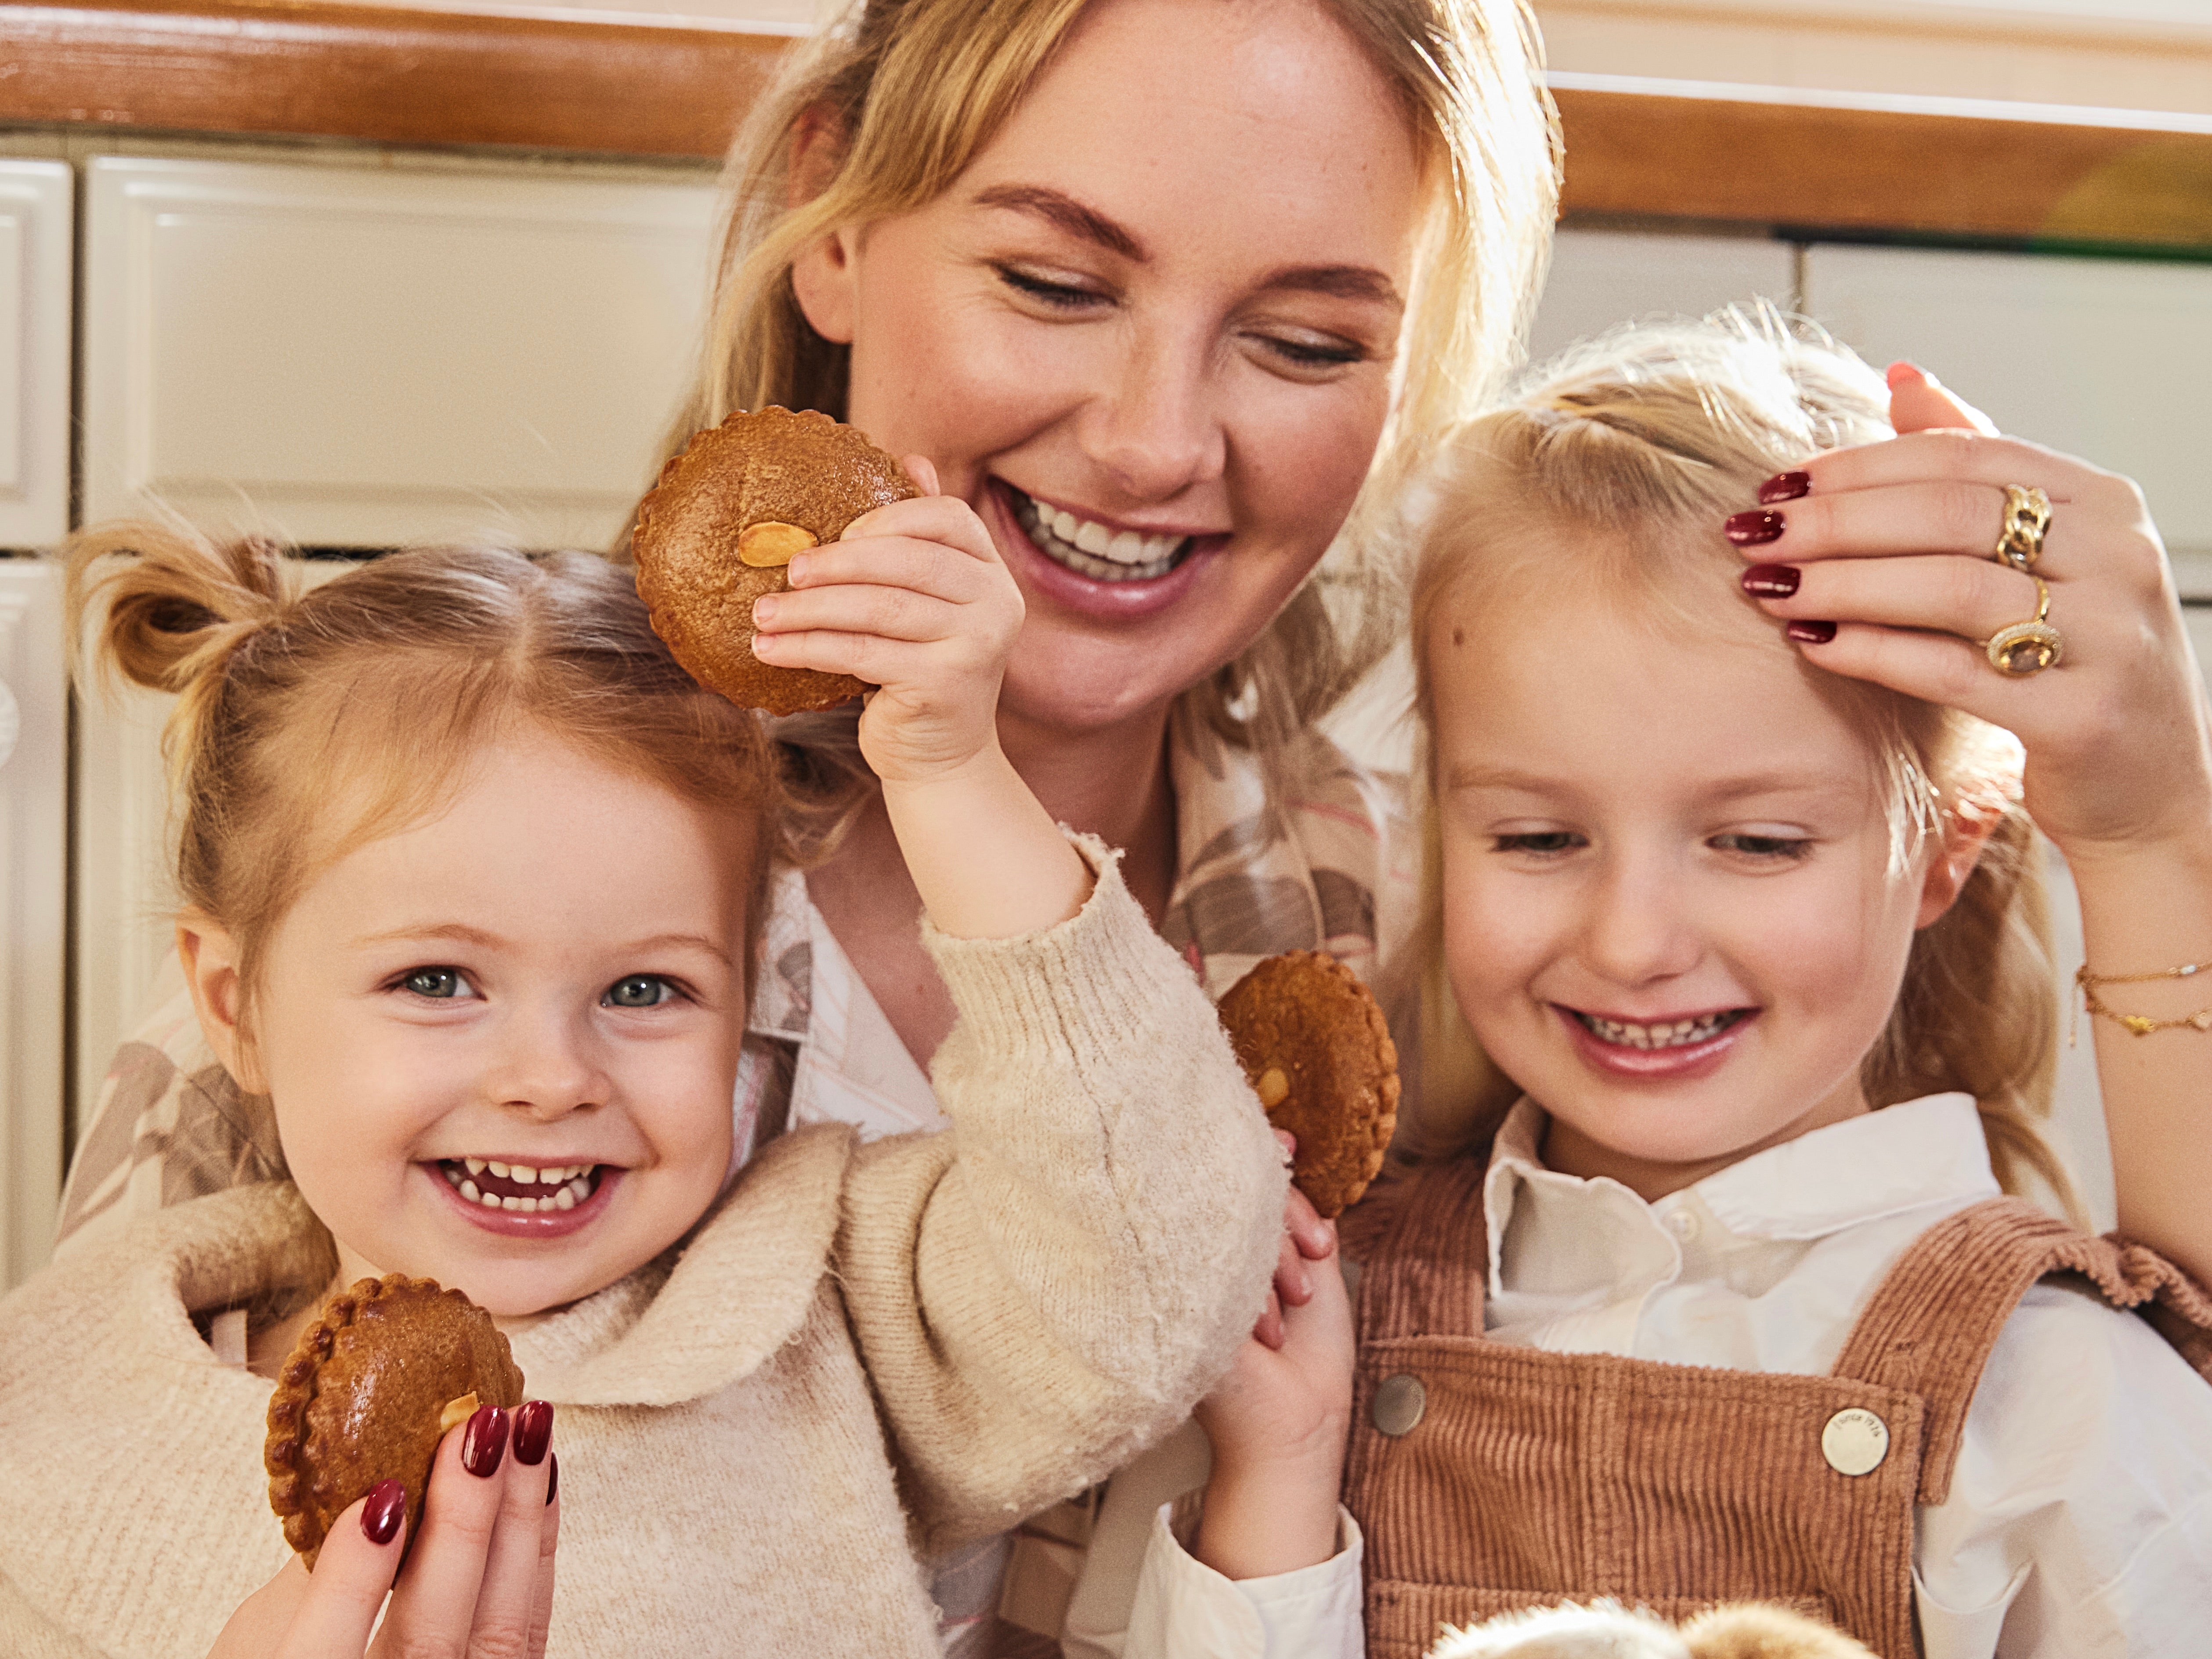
[1190, 1153, 1354, 1581]
[209, 1402, 558, 1659]
[1734, 364, 2212, 864]
[749, 457, 1025, 789]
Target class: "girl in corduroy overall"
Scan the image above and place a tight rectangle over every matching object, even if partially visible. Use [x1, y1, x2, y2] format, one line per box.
[1161, 315, 2212, 1659]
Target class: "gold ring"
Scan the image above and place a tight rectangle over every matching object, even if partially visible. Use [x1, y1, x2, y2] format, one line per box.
[1984, 576, 2062, 676]
[1994, 485, 2051, 571]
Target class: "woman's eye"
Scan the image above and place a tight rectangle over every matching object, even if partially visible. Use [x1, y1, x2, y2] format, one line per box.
[1713, 833, 1814, 861]
[994, 264, 1104, 311]
[1255, 333, 1366, 372]
[605, 975, 676, 1009]
[1494, 831, 1583, 857]
[402, 967, 474, 1000]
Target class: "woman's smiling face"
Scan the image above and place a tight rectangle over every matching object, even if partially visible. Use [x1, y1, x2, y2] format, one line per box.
[1429, 577, 1968, 1200]
[204, 732, 748, 1319]
[795, 0, 1424, 733]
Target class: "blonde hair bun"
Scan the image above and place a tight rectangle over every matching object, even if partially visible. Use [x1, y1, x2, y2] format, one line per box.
[633, 406, 917, 716]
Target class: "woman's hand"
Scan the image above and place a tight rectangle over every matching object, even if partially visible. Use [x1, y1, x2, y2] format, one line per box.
[753, 457, 1091, 940]
[748, 457, 1025, 789]
[1731, 361, 2212, 862]
[1190, 1155, 1353, 1581]
[210, 1401, 559, 1659]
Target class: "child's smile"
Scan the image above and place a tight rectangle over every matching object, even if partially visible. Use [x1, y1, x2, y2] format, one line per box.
[1428, 578, 1973, 1201]
[188, 730, 750, 1322]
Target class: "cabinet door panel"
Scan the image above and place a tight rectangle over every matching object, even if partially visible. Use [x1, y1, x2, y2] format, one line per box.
[0, 560, 66, 1289]
[84, 158, 716, 549]
[1803, 245, 2212, 593]
[0, 163, 72, 552]
[1529, 230, 1799, 365]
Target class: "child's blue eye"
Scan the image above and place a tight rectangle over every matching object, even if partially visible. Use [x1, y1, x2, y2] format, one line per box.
[403, 967, 471, 999]
[605, 975, 675, 1008]
[1494, 831, 1582, 856]
[1713, 833, 1814, 861]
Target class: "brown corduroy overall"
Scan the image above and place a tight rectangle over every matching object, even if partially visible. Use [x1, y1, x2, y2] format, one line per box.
[1341, 1156, 2212, 1659]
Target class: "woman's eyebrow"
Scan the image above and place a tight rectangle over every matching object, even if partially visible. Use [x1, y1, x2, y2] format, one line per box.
[972, 184, 1145, 260]
[1255, 265, 1403, 307]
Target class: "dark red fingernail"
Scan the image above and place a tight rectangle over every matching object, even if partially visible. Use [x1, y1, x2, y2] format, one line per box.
[462, 1404, 510, 1478]
[1786, 620, 1837, 644]
[1725, 510, 1786, 546]
[513, 1400, 554, 1467]
[546, 1453, 559, 1507]
[1741, 563, 1800, 598]
[1758, 470, 1812, 504]
[362, 1479, 406, 1545]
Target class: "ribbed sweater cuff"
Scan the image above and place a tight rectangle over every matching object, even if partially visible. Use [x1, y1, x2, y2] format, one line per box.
[919, 831, 1187, 1073]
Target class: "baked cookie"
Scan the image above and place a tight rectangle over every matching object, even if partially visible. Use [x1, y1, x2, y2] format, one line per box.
[632, 406, 919, 716]
[1217, 951, 1399, 1218]
[265, 1274, 526, 1567]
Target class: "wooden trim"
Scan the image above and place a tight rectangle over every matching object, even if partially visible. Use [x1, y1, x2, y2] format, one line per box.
[0, 0, 784, 157]
[2, 2, 2210, 248]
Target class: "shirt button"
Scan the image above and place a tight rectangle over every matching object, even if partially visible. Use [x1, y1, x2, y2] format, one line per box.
[1822, 1407, 1890, 1476]
[1666, 1207, 1700, 1242]
[1372, 1373, 1426, 1437]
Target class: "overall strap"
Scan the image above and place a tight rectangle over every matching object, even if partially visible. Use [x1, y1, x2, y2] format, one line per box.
[1832, 1196, 2212, 1505]
[1348, 1155, 1492, 1341]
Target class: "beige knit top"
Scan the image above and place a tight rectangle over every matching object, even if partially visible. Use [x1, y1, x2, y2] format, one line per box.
[0, 851, 1288, 1659]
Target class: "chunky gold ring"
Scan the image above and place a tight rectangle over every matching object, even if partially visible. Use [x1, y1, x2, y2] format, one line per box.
[1994, 484, 2052, 571]
[1984, 576, 2062, 676]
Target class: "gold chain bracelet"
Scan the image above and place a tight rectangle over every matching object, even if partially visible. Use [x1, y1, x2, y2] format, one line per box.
[2075, 961, 2212, 1039]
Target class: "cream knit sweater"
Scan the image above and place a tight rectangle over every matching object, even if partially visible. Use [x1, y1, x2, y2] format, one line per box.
[0, 853, 1287, 1659]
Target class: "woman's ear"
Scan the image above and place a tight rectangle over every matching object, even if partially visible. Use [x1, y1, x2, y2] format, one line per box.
[788, 105, 860, 345]
[177, 916, 266, 1093]
[1916, 797, 2006, 929]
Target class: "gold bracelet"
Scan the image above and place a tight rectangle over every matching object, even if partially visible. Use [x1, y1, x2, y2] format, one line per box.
[2075, 961, 2212, 1037]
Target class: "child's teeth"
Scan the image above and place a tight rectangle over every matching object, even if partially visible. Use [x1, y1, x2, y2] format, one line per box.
[464, 1157, 485, 1175]
[512, 1164, 537, 1184]
[488, 1161, 510, 1178]
[553, 1186, 577, 1211]
[459, 1179, 481, 1202]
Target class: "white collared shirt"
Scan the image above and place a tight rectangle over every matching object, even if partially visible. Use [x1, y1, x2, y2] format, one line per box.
[1484, 1094, 2212, 1659]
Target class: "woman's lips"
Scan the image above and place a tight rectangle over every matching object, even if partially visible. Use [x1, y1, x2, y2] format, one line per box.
[985, 480, 1224, 622]
[1556, 1005, 1757, 1081]
[426, 1161, 622, 1238]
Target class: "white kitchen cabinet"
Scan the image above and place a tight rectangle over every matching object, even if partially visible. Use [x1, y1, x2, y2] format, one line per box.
[1803, 244, 2212, 592]
[0, 560, 67, 1291]
[82, 157, 718, 551]
[1528, 228, 1799, 365]
[0, 163, 72, 552]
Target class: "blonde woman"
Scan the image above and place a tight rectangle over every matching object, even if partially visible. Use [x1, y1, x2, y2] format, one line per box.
[60, 0, 2212, 1652]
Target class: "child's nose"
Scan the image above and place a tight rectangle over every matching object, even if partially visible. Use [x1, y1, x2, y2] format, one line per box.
[485, 1005, 610, 1120]
[1579, 857, 1703, 987]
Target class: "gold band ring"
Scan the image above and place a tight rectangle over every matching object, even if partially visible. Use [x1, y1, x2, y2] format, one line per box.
[1985, 576, 2062, 676]
[1995, 485, 2052, 571]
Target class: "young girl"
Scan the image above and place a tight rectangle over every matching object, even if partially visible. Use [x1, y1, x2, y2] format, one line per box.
[0, 494, 1291, 1656]
[1150, 317, 2212, 1659]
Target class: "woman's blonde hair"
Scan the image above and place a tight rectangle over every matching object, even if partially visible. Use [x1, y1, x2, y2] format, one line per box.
[68, 521, 787, 1027]
[1395, 310, 2079, 1215]
[658, 0, 1560, 796]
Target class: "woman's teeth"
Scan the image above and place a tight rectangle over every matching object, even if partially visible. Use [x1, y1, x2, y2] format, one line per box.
[1011, 488, 1191, 582]
[1577, 1011, 1741, 1051]
[440, 1159, 601, 1213]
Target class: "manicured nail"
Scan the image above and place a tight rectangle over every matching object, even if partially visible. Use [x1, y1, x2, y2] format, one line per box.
[1741, 563, 1801, 598]
[546, 1453, 559, 1507]
[751, 594, 779, 623]
[1759, 470, 1811, 504]
[513, 1400, 554, 1467]
[1724, 510, 1786, 546]
[361, 1479, 407, 1545]
[462, 1404, 510, 1478]
[1786, 620, 1837, 644]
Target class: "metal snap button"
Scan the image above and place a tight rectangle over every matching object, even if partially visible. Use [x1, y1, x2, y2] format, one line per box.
[1372, 1373, 1426, 1437]
[1822, 1407, 1890, 1476]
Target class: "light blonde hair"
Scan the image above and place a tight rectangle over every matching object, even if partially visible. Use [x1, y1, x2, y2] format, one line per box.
[1395, 311, 2079, 1215]
[656, 0, 1560, 795]
[68, 521, 787, 1026]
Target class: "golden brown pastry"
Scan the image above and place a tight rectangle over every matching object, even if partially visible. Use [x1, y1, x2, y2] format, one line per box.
[632, 406, 919, 716]
[265, 1274, 525, 1567]
[1217, 951, 1399, 1218]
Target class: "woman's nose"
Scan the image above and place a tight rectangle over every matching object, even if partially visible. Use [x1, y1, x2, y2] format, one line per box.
[1077, 322, 1226, 502]
[1579, 856, 1703, 988]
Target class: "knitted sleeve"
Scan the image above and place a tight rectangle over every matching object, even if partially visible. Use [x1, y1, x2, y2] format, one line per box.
[835, 836, 1288, 1554]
